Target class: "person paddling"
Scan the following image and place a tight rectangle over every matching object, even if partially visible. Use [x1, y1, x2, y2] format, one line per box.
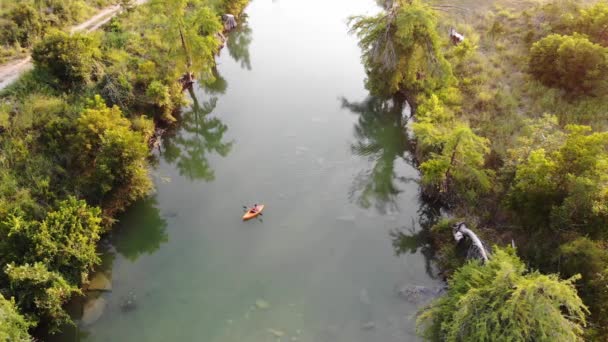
[250, 204, 258, 213]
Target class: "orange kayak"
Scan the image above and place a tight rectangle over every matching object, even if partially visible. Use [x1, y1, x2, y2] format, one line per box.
[242, 205, 264, 221]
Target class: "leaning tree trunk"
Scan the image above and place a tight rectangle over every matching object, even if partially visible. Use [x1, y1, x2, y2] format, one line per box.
[452, 222, 489, 262]
[176, 24, 195, 89]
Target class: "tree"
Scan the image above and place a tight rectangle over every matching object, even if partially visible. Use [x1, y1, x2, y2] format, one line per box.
[150, 0, 223, 83]
[95, 124, 151, 203]
[574, 2, 608, 47]
[32, 30, 101, 88]
[529, 34, 608, 95]
[8, 3, 42, 47]
[349, 0, 452, 98]
[411, 94, 456, 155]
[508, 124, 608, 236]
[507, 148, 559, 221]
[72, 96, 152, 204]
[221, 0, 249, 17]
[0, 294, 32, 342]
[417, 247, 588, 342]
[419, 123, 492, 200]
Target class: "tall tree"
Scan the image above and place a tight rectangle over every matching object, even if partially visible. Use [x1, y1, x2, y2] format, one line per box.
[349, 0, 453, 99]
[150, 0, 223, 83]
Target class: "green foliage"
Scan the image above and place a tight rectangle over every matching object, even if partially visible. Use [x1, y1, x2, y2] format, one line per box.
[32, 30, 101, 89]
[576, 2, 608, 46]
[0, 294, 32, 342]
[0, 0, 112, 59]
[10, 94, 70, 132]
[220, 0, 250, 17]
[418, 247, 588, 342]
[95, 123, 151, 202]
[7, 3, 43, 48]
[508, 123, 608, 237]
[149, 0, 223, 81]
[146, 80, 175, 120]
[0, 196, 102, 330]
[73, 95, 152, 204]
[5, 263, 79, 332]
[30, 197, 102, 284]
[529, 34, 608, 95]
[420, 123, 491, 192]
[0, 0, 243, 336]
[558, 237, 608, 338]
[349, 0, 452, 98]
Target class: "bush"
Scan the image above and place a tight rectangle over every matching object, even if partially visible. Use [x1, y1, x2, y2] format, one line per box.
[32, 31, 101, 89]
[0, 294, 32, 342]
[558, 237, 608, 338]
[5, 262, 79, 333]
[529, 34, 608, 95]
[418, 247, 588, 341]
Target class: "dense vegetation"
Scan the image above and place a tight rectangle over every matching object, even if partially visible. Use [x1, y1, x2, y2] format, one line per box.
[351, 0, 608, 340]
[0, 0, 249, 338]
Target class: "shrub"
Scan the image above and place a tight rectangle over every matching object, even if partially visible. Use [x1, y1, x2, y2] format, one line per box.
[418, 247, 588, 341]
[32, 31, 101, 89]
[529, 34, 608, 95]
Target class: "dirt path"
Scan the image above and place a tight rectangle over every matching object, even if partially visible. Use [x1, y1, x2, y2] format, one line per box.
[0, 1, 146, 90]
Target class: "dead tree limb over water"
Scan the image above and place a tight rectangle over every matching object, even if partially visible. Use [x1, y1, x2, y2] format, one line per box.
[452, 222, 489, 262]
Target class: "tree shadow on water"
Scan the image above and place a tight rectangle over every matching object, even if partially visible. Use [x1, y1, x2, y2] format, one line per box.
[342, 96, 416, 213]
[161, 88, 234, 182]
[111, 196, 169, 261]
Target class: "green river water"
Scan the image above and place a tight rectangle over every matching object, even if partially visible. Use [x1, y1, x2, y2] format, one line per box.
[64, 0, 444, 340]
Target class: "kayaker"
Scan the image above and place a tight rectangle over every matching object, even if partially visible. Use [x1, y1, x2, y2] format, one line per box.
[250, 204, 258, 213]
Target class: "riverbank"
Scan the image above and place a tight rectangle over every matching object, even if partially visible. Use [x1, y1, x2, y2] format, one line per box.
[379, 0, 608, 339]
[0, 0, 250, 337]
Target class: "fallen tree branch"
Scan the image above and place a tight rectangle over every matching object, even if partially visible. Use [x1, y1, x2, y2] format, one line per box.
[453, 222, 490, 262]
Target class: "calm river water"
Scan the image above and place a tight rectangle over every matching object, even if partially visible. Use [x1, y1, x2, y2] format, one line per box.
[72, 0, 443, 340]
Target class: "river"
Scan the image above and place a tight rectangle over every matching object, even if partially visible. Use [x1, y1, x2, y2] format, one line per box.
[67, 0, 443, 340]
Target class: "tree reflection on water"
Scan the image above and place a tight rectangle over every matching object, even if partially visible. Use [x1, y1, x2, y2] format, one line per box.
[111, 196, 169, 261]
[226, 13, 252, 70]
[342, 96, 414, 213]
[162, 88, 234, 182]
[390, 194, 443, 278]
[342, 95, 444, 278]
